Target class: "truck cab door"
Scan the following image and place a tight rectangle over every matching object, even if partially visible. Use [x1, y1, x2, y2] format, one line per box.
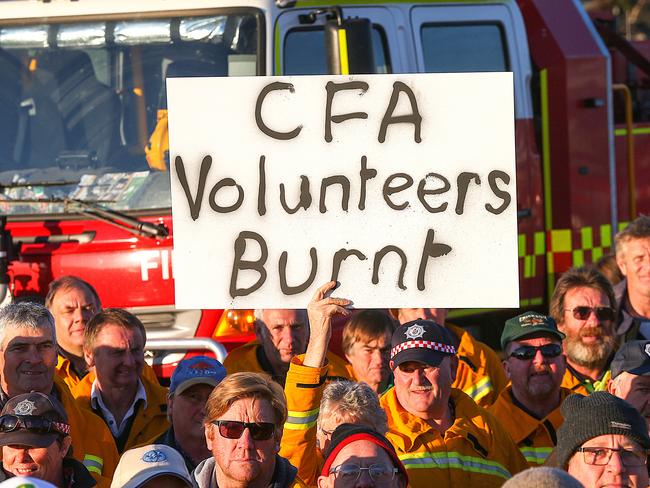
[276, 7, 402, 75]
[410, 3, 542, 307]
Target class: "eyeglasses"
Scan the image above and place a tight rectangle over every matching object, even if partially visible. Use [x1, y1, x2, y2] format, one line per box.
[0, 415, 70, 436]
[564, 306, 615, 322]
[329, 463, 398, 483]
[211, 420, 275, 441]
[509, 343, 563, 360]
[578, 447, 648, 467]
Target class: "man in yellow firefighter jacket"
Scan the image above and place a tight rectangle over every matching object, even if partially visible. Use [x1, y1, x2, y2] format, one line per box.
[380, 319, 528, 487]
[391, 308, 507, 406]
[488, 311, 572, 466]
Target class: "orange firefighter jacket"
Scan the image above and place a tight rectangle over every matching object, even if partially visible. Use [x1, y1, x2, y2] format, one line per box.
[380, 387, 528, 488]
[447, 324, 507, 407]
[224, 340, 352, 383]
[487, 385, 572, 466]
[279, 356, 328, 487]
[54, 376, 119, 488]
[561, 366, 611, 395]
[72, 372, 170, 453]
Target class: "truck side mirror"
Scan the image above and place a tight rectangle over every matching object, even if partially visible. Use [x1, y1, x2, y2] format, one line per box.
[324, 17, 376, 75]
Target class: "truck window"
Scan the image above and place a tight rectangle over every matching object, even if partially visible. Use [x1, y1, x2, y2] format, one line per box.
[284, 26, 391, 75]
[0, 11, 261, 216]
[420, 23, 508, 72]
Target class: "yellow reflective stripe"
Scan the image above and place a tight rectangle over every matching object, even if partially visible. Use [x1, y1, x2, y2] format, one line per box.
[338, 29, 349, 75]
[83, 454, 103, 474]
[284, 407, 319, 431]
[399, 451, 511, 480]
[462, 376, 492, 403]
[519, 446, 552, 465]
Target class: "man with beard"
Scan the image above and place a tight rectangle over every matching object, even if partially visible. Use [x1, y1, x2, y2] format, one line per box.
[549, 266, 619, 394]
[607, 340, 650, 435]
[615, 216, 650, 341]
[488, 312, 571, 466]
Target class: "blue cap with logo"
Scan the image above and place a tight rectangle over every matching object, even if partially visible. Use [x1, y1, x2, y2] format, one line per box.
[169, 356, 227, 396]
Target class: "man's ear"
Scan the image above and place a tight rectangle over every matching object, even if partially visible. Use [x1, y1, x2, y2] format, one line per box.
[204, 424, 214, 450]
[166, 395, 174, 422]
[616, 251, 628, 277]
[60, 436, 73, 459]
[502, 359, 511, 380]
[316, 475, 330, 488]
[83, 347, 95, 369]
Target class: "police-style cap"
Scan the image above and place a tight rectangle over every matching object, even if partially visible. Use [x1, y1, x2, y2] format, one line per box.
[110, 444, 192, 488]
[0, 392, 70, 448]
[390, 320, 456, 370]
[500, 312, 565, 350]
[611, 340, 650, 379]
[169, 356, 227, 396]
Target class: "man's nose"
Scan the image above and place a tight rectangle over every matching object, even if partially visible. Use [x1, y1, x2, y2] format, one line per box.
[354, 469, 375, 488]
[237, 426, 256, 449]
[605, 449, 626, 475]
[26, 346, 43, 363]
[532, 348, 547, 365]
[17, 448, 33, 463]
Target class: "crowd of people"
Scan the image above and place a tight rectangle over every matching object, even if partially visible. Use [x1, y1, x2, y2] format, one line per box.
[0, 216, 648, 487]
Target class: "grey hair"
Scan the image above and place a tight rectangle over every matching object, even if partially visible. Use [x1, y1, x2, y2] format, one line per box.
[502, 467, 584, 488]
[254, 309, 309, 326]
[318, 381, 388, 435]
[0, 302, 56, 348]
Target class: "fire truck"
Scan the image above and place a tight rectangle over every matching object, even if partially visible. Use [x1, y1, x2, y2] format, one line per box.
[0, 0, 648, 364]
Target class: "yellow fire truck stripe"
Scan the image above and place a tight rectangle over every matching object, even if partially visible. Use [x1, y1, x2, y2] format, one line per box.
[338, 29, 349, 74]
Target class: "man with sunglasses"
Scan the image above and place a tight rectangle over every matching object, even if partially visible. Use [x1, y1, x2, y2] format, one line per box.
[488, 312, 571, 466]
[557, 391, 649, 488]
[194, 372, 305, 488]
[0, 302, 118, 486]
[615, 216, 650, 341]
[550, 266, 619, 394]
[0, 392, 96, 487]
[380, 320, 528, 487]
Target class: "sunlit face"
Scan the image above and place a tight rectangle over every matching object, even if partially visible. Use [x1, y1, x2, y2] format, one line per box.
[85, 324, 144, 391]
[256, 310, 308, 367]
[2, 436, 71, 484]
[49, 285, 99, 356]
[345, 332, 391, 392]
[609, 373, 650, 435]
[169, 383, 214, 443]
[0, 325, 57, 397]
[205, 397, 279, 486]
[316, 440, 406, 488]
[567, 434, 649, 488]
[558, 287, 616, 368]
[503, 336, 566, 401]
[617, 237, 650, 299]
[393, 357, 457, 419]
[396, 309, 448, 325]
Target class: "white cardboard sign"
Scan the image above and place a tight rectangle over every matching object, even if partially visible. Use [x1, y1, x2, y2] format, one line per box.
[167, 73, 519, 309]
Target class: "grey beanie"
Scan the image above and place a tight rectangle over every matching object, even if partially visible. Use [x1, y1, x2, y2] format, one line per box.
[556, 391, 650, 468]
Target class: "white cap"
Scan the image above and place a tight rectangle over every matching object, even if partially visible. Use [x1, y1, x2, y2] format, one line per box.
[0, 477, 57, 488]
[110, 444, 193, 488]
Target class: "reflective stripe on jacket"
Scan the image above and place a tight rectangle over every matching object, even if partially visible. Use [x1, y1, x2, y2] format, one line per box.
[72, 372, 169, 453]
[381, 387, 528, 487]
[279, 356, 329, 487]
[488, 386, 571, 466]
[447, 324, 507, 407]
[54, 376, 118, 488]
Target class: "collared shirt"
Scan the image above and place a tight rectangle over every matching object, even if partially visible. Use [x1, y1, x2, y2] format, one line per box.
[90, 379, 147, 437]
[562, 361, 611, 395]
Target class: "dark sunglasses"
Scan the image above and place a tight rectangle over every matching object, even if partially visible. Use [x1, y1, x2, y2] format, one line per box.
[510, 343, 563, 360]
[0, 415, 70, 436]
[565, 306, 615, 322]
[211, 420, 275, 441]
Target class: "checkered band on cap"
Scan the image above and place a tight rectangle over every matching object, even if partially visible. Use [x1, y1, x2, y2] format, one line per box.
[391, 340, 456, 358]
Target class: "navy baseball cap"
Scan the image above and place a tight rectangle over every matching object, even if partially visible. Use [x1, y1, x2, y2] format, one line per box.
[390, 320, 456, 370]
[169, 356, 227, 395]
[611, 340, 650, 379]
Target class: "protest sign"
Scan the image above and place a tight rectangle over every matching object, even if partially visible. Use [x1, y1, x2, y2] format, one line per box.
[167, 73, 518, 309]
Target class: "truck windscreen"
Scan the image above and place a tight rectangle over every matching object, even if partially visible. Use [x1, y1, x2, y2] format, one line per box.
[0, 12, 259, 216]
